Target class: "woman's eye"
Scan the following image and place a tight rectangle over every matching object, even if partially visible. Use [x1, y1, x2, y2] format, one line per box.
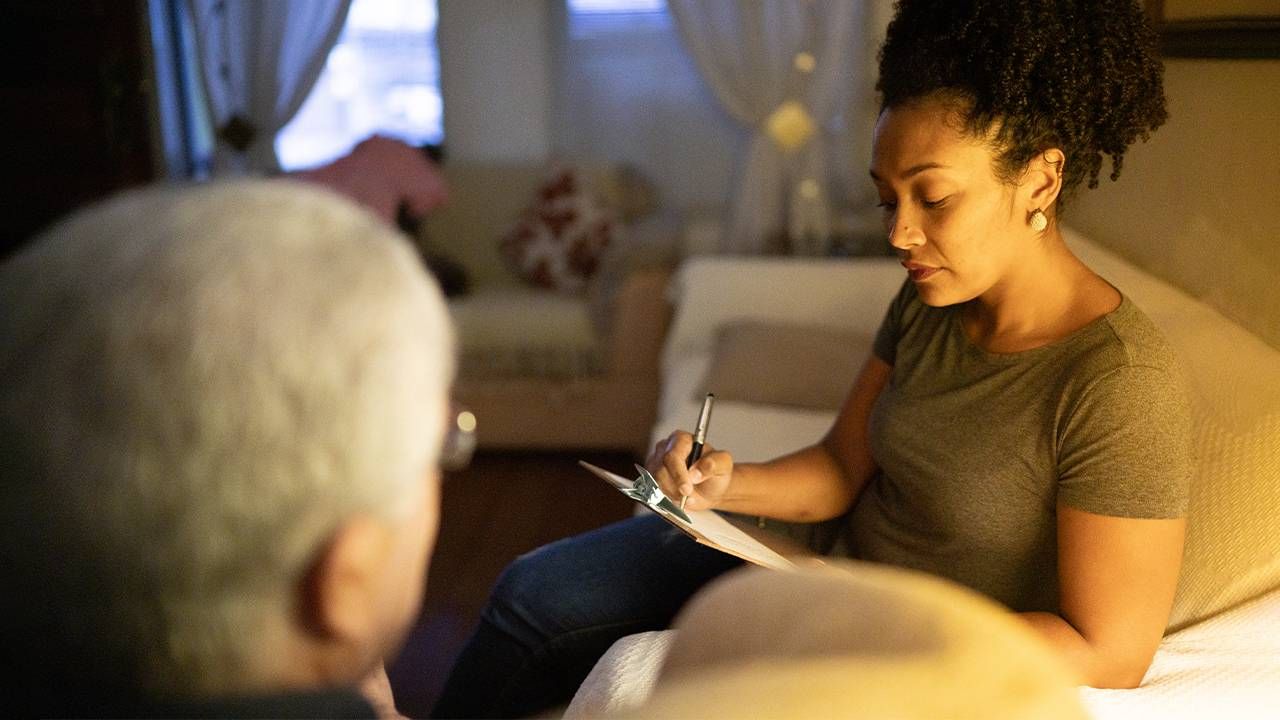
[876, 200, 897, 212]
[923, 196, 950, 209]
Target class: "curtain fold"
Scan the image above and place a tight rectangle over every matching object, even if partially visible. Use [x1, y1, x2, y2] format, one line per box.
[548, 2, 743, 215]
[670, 0, 864, 255]
[189, 0, 352, 174]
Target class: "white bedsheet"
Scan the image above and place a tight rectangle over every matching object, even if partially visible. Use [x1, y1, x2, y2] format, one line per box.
[566, 586, 1280, 719]
[1079, 586, 1280, 719]
[564, 631, 676, 719]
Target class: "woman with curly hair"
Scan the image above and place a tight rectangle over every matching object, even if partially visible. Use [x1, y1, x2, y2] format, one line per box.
[432, 2, 1187, 715]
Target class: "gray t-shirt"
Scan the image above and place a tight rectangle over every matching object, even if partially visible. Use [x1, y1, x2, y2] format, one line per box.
[844, 280, 1193, 613]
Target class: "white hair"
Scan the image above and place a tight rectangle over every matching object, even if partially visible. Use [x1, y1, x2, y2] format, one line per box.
[0, 180, 454, 700]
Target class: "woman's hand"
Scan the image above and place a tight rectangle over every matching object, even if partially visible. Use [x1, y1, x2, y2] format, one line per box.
[646, 430, 734, 511]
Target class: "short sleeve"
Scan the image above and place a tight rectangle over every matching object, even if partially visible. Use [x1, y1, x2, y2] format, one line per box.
[872, 280, 913, 366]
[1057, 364, 1193, 518]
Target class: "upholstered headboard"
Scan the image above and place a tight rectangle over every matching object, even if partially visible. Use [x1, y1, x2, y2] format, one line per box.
[1066, 59, 1280, 351]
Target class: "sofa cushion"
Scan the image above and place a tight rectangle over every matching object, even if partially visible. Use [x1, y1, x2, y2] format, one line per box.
[418, 163, 546, 288]
[701, 321, 871, 411]
[499, 165, 618, 294]
[450, 288, 602, 380]
[585, 213, 680, 337]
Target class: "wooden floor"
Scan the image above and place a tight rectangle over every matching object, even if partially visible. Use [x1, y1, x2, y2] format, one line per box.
[386, 449, 638, 717]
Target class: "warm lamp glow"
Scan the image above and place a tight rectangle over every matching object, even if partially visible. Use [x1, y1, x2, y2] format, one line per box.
[765, 100, 816, 151]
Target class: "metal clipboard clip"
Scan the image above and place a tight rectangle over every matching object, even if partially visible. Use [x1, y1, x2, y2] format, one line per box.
[628, 463, 693, 524]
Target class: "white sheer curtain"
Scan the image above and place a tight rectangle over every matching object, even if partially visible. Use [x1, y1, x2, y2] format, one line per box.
[669, 0, 865, 254]
[189, 0, 352, 174]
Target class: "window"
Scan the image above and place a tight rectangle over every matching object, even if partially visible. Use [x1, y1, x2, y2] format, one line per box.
[276, 0, 443, 171]
[566, 0, 669, 39]
[568, 0, 664, 9]
[554, 0, 736, 210]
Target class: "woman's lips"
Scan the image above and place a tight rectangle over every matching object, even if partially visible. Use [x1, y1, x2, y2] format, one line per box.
[902, 262, 940, 282]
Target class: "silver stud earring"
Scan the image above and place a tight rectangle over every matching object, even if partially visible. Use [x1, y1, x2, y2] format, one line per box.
[1029, 209, 1048, 233]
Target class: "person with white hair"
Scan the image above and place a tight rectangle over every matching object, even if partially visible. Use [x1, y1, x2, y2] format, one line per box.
[0, 179, 462, 717]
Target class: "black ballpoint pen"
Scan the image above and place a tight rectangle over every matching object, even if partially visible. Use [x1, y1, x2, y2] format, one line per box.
[682, 393, 715, 510]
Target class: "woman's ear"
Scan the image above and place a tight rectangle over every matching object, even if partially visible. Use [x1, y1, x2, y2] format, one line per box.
[1022, 148, 1066, 215]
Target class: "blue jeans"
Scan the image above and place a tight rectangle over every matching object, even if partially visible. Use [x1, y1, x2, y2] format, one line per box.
[430, 514, 743, 718]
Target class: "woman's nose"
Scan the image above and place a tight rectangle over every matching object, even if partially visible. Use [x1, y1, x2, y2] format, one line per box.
[887, 213, 925, 250]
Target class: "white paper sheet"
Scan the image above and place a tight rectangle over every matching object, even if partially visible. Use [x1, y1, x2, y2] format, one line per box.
[579, 461, 796, 571]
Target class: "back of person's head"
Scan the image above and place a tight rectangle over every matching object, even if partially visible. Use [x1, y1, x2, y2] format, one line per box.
[0, 180, 454, 713]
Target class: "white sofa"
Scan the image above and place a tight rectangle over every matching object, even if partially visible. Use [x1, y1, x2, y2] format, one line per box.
[417, 162, 676, 452]
[566, 227, 1280, 718]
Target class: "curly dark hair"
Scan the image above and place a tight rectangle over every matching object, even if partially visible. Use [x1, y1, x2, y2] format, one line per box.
[876, 0, 1167, 202]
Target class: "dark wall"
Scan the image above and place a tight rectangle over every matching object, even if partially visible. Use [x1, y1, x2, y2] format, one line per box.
[0, 0, 156, 259]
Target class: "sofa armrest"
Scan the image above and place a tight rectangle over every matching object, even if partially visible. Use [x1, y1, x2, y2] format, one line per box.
[661, 256, 904, 377]
[606, 267, 673, 378]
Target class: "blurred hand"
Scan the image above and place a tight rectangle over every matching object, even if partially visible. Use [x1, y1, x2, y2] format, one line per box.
[645, 430, 734, 511]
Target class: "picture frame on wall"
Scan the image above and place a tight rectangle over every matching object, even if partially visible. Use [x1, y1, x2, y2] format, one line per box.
[1146, 0, 1280, 58]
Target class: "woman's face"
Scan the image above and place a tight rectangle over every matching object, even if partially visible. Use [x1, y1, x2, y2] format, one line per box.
[870, 97, 1027, 307]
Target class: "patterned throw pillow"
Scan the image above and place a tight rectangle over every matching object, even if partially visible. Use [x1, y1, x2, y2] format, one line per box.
[499, 166, 617, 293]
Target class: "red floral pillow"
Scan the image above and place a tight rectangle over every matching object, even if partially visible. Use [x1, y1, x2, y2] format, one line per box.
[499, 166, 617, 293]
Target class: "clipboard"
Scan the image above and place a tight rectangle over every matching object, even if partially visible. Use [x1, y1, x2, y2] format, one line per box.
[579, 461, 803, 571]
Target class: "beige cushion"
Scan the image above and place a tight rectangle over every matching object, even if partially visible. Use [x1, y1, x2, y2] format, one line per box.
[419, 163, 546, 287]
[701, 321, 872, 411]
[419, 162, 621, 288]
[1068, 230, 1280, 631]
[628, 561, 1086, 720]
[450, 288, 602, 380]
[1170, 382, 1280, 630]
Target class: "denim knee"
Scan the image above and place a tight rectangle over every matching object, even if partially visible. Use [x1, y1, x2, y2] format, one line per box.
[480, 517, 671, 646]
[480, 540, 575, 647]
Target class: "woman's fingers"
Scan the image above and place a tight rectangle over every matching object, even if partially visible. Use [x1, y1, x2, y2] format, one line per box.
[691, 446, 720, 478]
[646, 433, 678, 476]
[689, 448, 733, 507]
[662, 435, 694, 494]
[676, 448, 727, 502]
[646, 439, 667, 473]
[646, 433, 732, 505]
[649, 431, 693, 496]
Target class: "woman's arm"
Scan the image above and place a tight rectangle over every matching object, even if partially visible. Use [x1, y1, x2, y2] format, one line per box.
[651, 354, 891, 521]
[1020, 504, 1185, 688]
